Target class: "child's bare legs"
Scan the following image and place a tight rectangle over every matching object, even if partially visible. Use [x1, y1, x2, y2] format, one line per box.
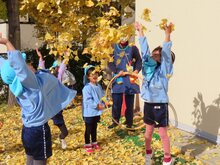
[26, 155, 47, 165]
[158, 127, 171, 160]
[144, 124, 154, 153]
[26, 155, 33, 165]
[33, 160, 47, 165]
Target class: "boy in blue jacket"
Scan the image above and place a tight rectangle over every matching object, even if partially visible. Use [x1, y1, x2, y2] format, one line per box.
[0, 34, 76, 165]
[135, 22, 175, 165]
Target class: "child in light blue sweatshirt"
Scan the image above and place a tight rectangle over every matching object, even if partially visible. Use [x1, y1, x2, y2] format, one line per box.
[36, 48, 69, 149]
[82, 65, 105, 153]
[0, 34, 76, 165]
[135, 22, 175, 165]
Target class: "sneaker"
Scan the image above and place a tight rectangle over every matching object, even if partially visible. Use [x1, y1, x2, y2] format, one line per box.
[108, 123, 118, 129]
[145, 153, 152, 165]
[84, 144, 94, 153]
[60, 139, 67, 149]
[92, 142, 101, 150]
[126, 125, 135, 132]
[163, 158, 174, 165]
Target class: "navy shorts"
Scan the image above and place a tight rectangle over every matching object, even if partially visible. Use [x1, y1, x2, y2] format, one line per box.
[52, 111, 64, 126]
[84, 116, 100, 124]
[22, 123, 52, 160]
[144, 102, 169, 127]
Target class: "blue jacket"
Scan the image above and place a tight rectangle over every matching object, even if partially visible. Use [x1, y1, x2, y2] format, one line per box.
[7, 51, 77, 127]
[108, 44, 142, 94]
[82, 83, 104, 117]
[139, 37, 173, 103]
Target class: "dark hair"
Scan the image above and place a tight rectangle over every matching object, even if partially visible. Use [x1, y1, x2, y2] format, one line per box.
[152, 46, 175, 63]
[86, 67, 95, 77]
[25, 53, 39, 70]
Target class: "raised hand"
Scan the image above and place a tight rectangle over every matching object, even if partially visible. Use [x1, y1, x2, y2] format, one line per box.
[134, 22, 143, 31]
[164, 22, 173, 42]
[165, 23, 174, 35]
[36, 48, 43, 60]
[0, 33, 8, 45]
[0, 33, 15, 51]
[134, 22, 144, 36]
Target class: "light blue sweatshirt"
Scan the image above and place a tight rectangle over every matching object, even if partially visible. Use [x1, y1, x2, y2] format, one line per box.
[82, 83, 104, 117]
[139, 37, 173, 103]
[7, 51, 77, 127]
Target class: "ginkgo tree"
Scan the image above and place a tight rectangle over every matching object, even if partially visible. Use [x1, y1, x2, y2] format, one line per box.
[20, 0, 135, 62]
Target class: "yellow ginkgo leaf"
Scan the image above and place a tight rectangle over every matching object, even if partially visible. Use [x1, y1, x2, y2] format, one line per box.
[45, 32, 53, 40]
[37, 2, 45, 12]
[141, 8, 151, 22]
[116, 59, 121, 66]
[85, 0, 94, 7]
[159, 18, 168, 30]
[97, 75, 103, 82]
[119, 51, 125, 58]
[82, 48, 89, 55]
[74, 56, 79, 61]
[126, 64, 133, 73]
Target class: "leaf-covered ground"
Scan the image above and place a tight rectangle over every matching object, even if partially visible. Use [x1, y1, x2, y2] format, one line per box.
[0, 100, 204, 165]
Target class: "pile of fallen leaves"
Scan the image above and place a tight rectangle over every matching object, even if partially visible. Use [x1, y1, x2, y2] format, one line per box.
[0, 99, 205, 164]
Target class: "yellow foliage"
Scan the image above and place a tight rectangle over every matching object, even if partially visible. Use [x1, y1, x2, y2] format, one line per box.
[141, 8, 151, 22]
[85, 0, 94, 7]
[37, 2, 45, 12]
[159, 18, 175, 31]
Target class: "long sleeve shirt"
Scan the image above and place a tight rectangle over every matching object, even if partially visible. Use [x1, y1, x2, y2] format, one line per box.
[82, 83, 104, 117]
[38, 60, 66, 82]
[8, 51, 77, 127]
[139, 37, 173, 103]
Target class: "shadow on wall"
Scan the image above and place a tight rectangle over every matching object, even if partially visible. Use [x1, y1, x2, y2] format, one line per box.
[181, 92, 220, 157]
[192, 92, 220, 143]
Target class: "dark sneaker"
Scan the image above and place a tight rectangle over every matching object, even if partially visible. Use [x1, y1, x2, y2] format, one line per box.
[126, 125, 135, 132]
[108, 123, 118, 129]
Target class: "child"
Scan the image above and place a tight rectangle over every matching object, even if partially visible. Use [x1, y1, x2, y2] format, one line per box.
[0, 34, 77, 165]
[82, 65, 105, 153]
[135, 22, 175, 165]
[108, 35, 142, 129]
[36, 48, 69, 149]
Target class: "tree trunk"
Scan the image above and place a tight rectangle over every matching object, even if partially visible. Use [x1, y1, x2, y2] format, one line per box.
[6, 0, 21, 106]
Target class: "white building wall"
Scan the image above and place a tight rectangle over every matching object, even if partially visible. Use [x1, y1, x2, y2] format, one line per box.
[0, 22, 42, 53]
[136, 0, 220, 143]
[20, 24, 42, 50]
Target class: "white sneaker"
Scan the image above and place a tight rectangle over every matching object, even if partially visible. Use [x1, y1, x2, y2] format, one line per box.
[163, 158, 174, 165]
[145, 153, 152, 165]
[60, 139, 67, 149]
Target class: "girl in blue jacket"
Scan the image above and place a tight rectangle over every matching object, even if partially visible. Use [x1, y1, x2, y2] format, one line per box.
[0, 34, 76, 165]
[135, 22, 175, 165]
[82, 65, 105, 153]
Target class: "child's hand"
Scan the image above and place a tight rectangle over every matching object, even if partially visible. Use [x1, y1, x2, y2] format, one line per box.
[134, 22, 144, 37]
[117, 70, 126, 77]
[134, 22, 142, 31]
[164, 23, 173, 42]
[97, 103, 105, 110]
[104, 100, 113, 107]
[165, 23, 174, 35]
[0, 33, 8, 45]
[36, 48, 43, 60]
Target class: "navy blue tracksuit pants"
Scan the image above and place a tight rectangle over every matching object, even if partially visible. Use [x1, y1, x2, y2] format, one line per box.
[112, 93, 134, 127]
